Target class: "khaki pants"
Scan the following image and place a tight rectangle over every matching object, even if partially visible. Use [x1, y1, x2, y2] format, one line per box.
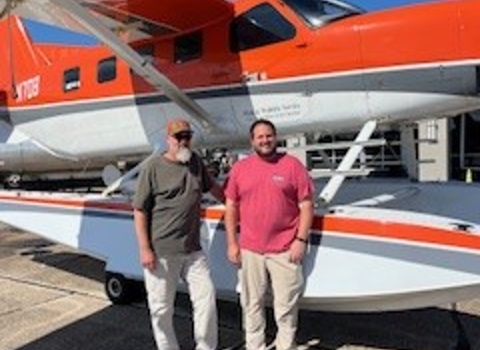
[240, 249, 304, 350]
[144, 250, 217, 350]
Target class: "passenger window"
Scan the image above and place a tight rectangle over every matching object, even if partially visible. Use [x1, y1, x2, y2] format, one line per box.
[230, 3, 296, 52]
[130, 44, 155, 76]
[97, 57, 117, 83]
[136, 44, 155, 64]
[64, 67, 80, 92]
[174, 31, 202, 63]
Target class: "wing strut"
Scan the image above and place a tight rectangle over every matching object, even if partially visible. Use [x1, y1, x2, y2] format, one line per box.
[318, 120, 378, 205]
[49, 0, 220, 133]
[101, 147, 162, 197]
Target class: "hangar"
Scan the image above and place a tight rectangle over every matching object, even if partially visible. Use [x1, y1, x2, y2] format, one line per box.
[286, 113, 479, 184]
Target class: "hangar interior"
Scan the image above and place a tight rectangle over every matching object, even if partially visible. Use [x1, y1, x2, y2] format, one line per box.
[289, 113, 479, 183]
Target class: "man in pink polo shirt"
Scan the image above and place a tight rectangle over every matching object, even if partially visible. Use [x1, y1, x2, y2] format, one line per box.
[224, 119, 315, 350]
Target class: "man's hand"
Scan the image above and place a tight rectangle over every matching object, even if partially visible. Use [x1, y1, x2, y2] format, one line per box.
[289, 239, 307, 264]
[140, 247, 157, 271]
[227, 243, 241, 266]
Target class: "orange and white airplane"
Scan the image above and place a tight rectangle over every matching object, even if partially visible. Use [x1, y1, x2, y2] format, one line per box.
[1, 0, 480, 311]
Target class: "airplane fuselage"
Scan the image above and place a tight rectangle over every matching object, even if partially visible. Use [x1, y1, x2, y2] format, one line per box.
[1, 0, 480, 163]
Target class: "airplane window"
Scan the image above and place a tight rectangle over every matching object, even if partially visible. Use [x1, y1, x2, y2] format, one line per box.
[130, 44, 155, 76]
[230, 3, 296, 52]
[98, 57, 117, 83]
[63, 67, 80, 92]
[174, 31, 202, 64]
[283, 0, 364, 27]
[135, 44, 155, 65]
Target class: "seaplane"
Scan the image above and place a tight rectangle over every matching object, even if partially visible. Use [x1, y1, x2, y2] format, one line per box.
[1, 0, 480, 312]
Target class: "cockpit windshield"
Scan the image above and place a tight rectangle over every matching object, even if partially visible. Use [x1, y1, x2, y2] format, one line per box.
[282, 0, 365, 27]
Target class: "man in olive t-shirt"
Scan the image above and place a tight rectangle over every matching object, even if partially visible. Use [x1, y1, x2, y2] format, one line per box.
[133, 119, 224, 350]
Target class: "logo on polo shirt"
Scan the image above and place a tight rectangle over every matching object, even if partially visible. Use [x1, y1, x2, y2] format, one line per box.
[272, 174, 285, 183]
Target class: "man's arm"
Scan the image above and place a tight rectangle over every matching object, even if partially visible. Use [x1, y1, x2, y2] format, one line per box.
[224, 198, 241, 265]
[200, 158, 225, 203]
[297, 198, 314, 241]
[290, 198, 314, 263]
[133, 208, 156, 271]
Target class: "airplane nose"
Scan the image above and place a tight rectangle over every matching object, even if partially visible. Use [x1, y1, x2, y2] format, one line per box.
[457, 0, 480, 60]
[305, 0, 480, 121]
[357, 1, 461, 68]
[456, 1, 480, 96]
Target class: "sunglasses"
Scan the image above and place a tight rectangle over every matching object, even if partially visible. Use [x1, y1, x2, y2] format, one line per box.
[174, 132, 193, 141]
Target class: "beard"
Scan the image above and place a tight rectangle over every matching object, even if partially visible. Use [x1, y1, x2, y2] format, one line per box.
[176, 146, 192, 163]
[254, 145, 276, 159]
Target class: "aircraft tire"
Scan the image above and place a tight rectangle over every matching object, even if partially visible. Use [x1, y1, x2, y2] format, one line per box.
[105, 272, 136, 305]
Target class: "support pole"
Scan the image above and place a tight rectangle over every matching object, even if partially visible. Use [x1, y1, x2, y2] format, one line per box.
[318, 120, 377, 205]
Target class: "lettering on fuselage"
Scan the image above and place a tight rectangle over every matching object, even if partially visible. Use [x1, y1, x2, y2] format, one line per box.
[242, 102, 301, 119]
[16, 76, 40, 102]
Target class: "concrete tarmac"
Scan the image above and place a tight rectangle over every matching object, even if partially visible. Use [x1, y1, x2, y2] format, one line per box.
[2, 224, 480, 350]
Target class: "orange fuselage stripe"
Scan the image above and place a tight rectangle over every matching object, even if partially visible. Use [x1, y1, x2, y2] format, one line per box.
[1, 194, 479, 252]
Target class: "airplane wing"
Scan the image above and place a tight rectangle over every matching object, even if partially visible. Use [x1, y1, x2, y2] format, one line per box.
[0, 0, 233, 133]
[1, 0, 233, 42]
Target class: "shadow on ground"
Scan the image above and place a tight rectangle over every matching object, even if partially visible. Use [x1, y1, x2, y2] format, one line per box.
[12, 233, 480, 350]
[13, 291, 480, 350]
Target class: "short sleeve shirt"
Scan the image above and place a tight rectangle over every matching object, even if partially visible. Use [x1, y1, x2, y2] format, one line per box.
[133, 152, 212, 256]
[224, 153, 314, 254]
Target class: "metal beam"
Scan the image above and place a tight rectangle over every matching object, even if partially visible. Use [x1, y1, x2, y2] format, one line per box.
[318, 120, 378, 205]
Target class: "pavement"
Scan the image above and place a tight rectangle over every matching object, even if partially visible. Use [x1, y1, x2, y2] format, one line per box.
[2, 224, 480, 350]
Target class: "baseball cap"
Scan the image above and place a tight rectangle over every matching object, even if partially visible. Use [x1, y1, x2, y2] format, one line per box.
[167, 119, 193, 136]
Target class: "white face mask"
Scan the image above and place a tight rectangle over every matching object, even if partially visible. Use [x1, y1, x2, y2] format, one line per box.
[176, 146, 192, 163]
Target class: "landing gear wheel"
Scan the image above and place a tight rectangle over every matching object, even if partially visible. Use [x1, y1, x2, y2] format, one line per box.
[105, 272, 135, 305]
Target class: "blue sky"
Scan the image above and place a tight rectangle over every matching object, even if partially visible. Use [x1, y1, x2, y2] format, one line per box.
[353, 0, 435, 10]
